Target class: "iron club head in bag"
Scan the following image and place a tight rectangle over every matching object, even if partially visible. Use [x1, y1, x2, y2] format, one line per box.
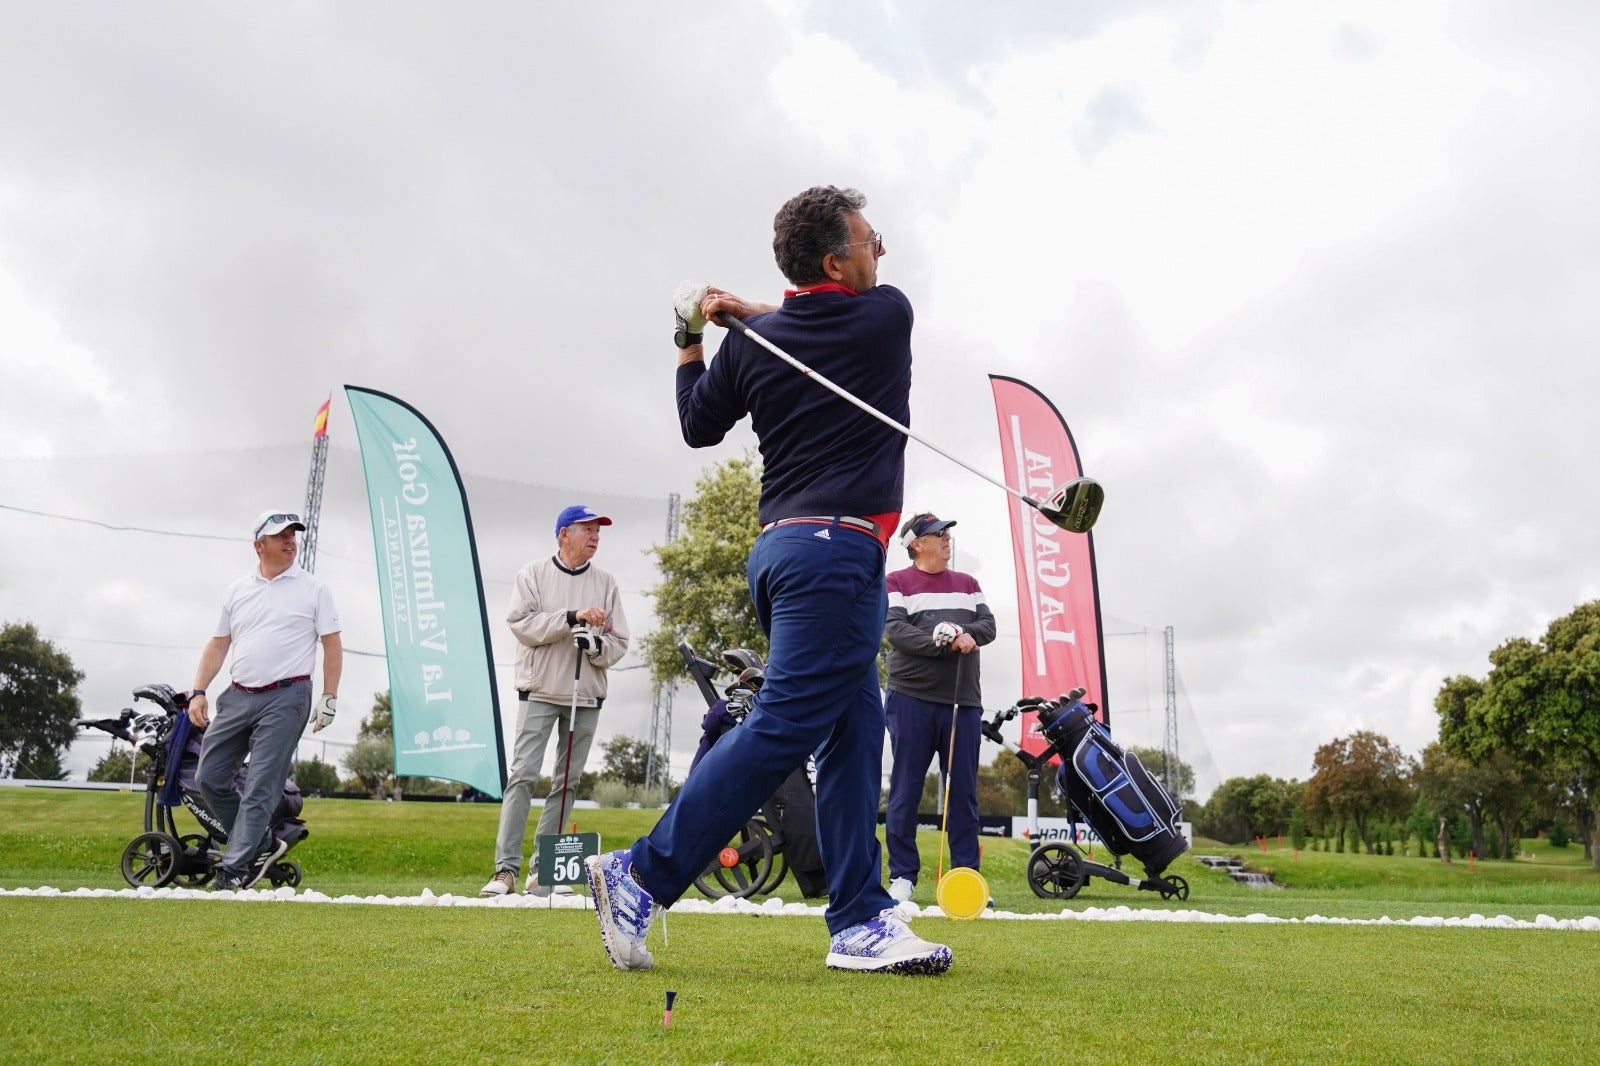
[678, 281, 1105, 534]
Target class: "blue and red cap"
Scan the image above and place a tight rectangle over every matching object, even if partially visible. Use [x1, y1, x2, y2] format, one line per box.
[555, 504, 613, 537]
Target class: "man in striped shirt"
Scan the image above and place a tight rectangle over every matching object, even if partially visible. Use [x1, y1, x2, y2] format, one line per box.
[883, 512, 996, 902]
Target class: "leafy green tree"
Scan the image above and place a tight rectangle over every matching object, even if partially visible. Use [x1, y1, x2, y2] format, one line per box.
[344, 734, 393, 800]
[1404, 798, 1435, 858]
[1127, 746, 1196, 806]
[1199, 774, 1296, 843]
[599, 734, 669, 789]
[360, 691, 392, 739]
[87, 748, 153, 783]
[1288, 804, 1308, 850]
[1537, 763, 1596, 861]
[1415, 742, 1487, 860]
[643, 454, 767, 690]
[1438, 600, 1600, 869]
[293, 756, 341, 796]
[345, 690, 453, 797]
[983, 749, 1069, 819]
[1, 622, 84, 780]
[1303, 732, 1414, 855]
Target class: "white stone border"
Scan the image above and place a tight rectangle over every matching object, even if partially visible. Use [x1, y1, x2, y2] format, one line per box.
[3, 885, 1597, 930]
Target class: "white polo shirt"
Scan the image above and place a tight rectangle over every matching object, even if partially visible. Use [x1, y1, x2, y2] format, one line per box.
[215, 564, 341, 688]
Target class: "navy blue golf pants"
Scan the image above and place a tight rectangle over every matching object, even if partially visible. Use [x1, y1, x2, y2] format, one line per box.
[632, 519, 895, 934]
[884, 690, 983, 882]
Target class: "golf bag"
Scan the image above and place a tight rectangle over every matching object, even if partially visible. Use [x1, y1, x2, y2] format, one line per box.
[1035, 696, 1188, 878]
[76, 683, 310, 889]
[160, 708, 307, 852]
[681, 643, 828, 899]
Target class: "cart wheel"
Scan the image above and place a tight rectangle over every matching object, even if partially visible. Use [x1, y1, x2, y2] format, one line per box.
[754, 851, 789, 896]
[120, 831, 182, 888]
[173, 834, 216, 887]
[267, 860, 302, 888]
[1160, 874, 1189, 902]
[737, 816, 789, 896]
[1027, 842, 1087, 900]
[694, 818, 776, 899]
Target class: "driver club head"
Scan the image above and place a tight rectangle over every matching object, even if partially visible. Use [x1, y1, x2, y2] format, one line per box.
[1040, 477, 1105, 534]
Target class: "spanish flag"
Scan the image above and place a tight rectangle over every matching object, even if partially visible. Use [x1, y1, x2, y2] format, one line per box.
[312, 394, 331, 439]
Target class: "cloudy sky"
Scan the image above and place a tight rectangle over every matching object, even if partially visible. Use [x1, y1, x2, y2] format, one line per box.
[3, 2, 1595, 798]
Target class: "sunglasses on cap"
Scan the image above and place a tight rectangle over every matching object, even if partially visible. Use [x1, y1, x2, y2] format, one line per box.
[254, 513, 302, 539]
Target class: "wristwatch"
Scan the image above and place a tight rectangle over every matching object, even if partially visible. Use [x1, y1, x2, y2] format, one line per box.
[674, 328, 703, 349]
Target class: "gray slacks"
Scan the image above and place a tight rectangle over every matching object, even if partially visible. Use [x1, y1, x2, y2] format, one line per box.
[197, 680, 310, 873]
[493, 697, 599, 873]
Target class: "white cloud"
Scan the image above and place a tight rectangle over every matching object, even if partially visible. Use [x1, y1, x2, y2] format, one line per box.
[0, 265, 120, 456]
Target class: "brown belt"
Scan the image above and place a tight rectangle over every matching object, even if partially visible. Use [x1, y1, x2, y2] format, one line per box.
[760, 515, 881, 538]
[232, 675, 311, 693]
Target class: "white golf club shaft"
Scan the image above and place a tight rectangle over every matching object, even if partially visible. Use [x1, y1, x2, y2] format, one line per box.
[719, 315, 1048, 515]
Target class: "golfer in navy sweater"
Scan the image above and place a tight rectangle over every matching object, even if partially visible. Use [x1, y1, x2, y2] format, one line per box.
[882, 512, 997, 903]
[587, 185, 951, 975]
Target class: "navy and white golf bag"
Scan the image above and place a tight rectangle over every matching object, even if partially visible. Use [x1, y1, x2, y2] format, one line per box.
[1036, 697, 1188, 878]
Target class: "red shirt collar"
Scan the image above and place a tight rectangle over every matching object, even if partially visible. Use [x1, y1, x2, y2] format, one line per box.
[783, 283, 858, 298]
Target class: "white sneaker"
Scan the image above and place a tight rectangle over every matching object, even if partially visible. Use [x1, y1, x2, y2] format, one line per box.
[826, 909, 952, 974]
[586, 849, 659, 971]
[479, 869, 517, 897]
[888, 877, 914, 903]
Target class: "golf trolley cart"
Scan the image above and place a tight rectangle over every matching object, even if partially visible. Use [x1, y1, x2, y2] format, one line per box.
[982, 690, 1190, 903]
[677, 642, 827, 901]
[77, 683, 309, 889]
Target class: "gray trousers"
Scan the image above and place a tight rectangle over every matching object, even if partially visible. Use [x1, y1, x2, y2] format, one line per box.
[493, 697, 599, 873]
[197, 680, 311, 874]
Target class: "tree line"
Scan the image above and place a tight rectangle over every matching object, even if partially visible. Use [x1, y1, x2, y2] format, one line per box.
[1191, 600, 1599, 868]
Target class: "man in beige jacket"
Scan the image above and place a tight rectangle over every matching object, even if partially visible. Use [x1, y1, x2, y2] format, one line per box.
[481, 504, 630, 896]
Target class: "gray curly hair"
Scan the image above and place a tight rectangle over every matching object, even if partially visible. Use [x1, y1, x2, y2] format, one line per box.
[772, 185, 867, 286]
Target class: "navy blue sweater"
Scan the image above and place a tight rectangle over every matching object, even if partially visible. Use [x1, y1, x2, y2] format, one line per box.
[676, 285, 912, 524]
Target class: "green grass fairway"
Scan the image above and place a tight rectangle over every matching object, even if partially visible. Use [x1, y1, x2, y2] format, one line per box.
[3, 789, 1599, 1064]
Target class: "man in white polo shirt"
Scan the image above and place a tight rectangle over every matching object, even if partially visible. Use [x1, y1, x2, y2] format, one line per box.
[187, 509, 343, 891]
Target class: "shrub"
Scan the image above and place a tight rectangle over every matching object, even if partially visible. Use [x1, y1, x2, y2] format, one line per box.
[1548, 821, 1572, 848]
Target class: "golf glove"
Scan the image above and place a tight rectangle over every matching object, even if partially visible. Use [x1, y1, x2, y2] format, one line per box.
[932, 621, 964, 648]
[674, 280, 709, 333]
[574, 625, 604, 658]
[312, 694, 337, 733]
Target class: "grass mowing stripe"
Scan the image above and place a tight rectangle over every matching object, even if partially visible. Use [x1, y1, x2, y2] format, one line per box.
[3, 900, 1597, 1065]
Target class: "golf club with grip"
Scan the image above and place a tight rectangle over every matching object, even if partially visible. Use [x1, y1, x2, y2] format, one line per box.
[682, 284, 1105, 534]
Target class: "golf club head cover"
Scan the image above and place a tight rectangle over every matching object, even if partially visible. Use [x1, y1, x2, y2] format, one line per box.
[311, 694, 337, 733]
[932, 621, 963, 648]
[674, 280, 709, 333]
[574, 625, 604, 658]
[721, 648, 765, 688]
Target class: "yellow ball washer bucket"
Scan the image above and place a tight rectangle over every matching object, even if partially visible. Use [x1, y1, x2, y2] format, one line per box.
[936, 866, 989, 920]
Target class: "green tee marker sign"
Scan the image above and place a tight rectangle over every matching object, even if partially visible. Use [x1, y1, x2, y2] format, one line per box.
[537, 832, 601, 889]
